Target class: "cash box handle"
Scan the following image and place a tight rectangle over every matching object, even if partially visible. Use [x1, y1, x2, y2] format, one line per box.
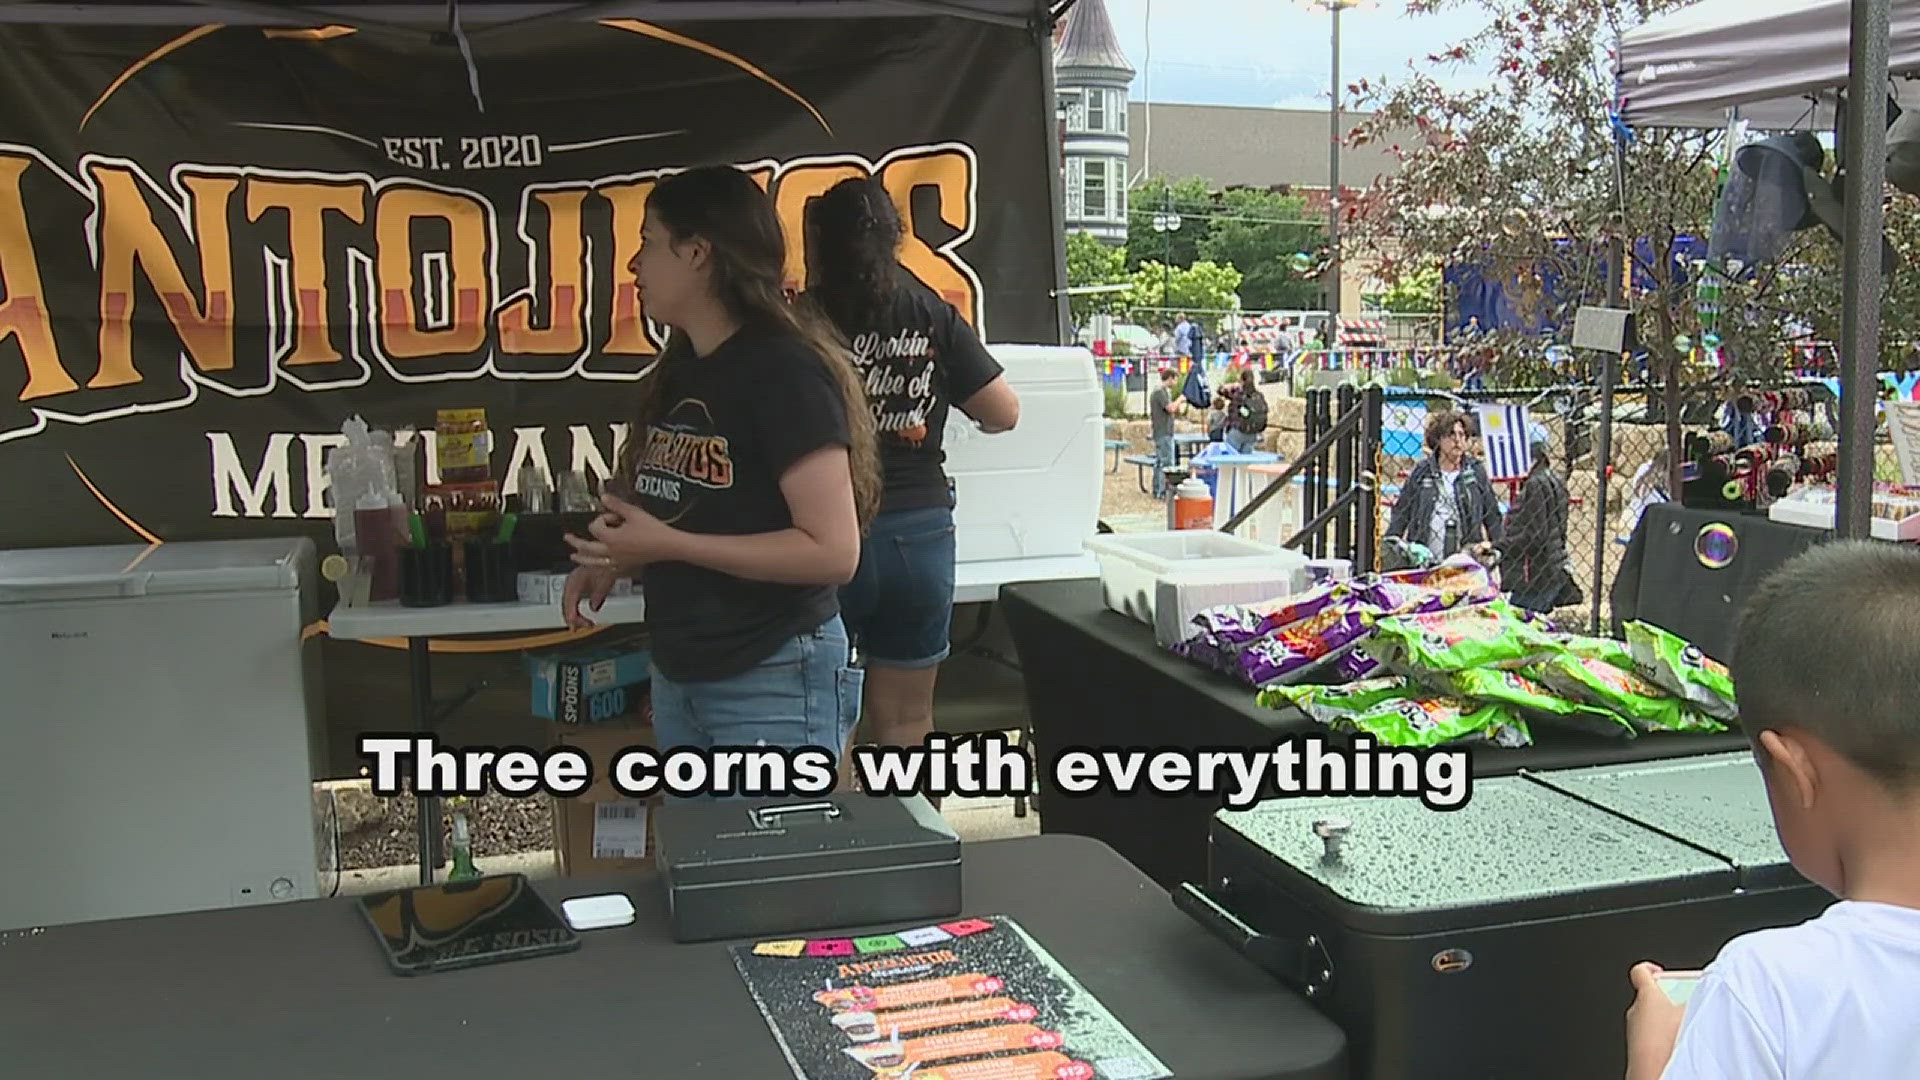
[1171, 882, 1332, 997]
[749, 802, 842, 829]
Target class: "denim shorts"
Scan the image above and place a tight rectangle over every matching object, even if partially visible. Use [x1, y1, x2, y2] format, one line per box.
[839, 505, 957, 669]
[648, 614, 863, 755]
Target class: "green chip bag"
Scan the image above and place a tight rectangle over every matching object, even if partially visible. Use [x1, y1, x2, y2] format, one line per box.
[1263, 678, 1530, 747]
[1438, 667, 1638, 739]
[1525, 653, 1729, 735]
[1365, 598, 1561, 676]
[1625, 621, 1739, 722]
[1259, 676, 1417, 717]
[1553, 633, 1638, 673]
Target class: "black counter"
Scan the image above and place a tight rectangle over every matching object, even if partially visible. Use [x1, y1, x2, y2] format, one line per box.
[1, 834, 1346, 1080]
[1002, 578, 1752, 890]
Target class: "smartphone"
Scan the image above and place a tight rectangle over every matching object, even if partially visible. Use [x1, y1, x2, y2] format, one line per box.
[1657, 970, 1704, 1005]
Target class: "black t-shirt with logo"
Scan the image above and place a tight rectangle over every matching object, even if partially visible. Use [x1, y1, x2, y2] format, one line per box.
[628, 322, 852, 683]
[825, 276, 1004, 514]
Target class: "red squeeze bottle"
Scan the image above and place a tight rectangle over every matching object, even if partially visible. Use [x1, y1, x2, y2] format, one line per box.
[354, 496, 403, 602]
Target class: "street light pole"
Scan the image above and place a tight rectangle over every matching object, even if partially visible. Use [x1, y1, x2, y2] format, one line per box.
[1328, 1, 1342, 342]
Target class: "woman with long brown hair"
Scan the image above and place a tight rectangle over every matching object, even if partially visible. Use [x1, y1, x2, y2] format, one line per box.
[801, 176, 1018, 788]
[561, 164, 880, 758]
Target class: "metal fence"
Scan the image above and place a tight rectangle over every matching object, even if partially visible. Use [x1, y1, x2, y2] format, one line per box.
[1223, 375, 1902, 639]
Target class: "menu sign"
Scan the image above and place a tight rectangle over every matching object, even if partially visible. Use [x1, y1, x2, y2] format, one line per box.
[731, 916, 1170, 1080]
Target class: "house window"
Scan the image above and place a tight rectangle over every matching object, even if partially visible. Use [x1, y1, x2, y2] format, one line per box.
[1116, 167, 1129, 222]
[1118, 97, 1128, 134]
[1085, 160, 1107, 218]
[1087, 90, 1106, 133]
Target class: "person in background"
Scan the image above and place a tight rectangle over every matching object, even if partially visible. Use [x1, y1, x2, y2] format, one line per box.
[1173, 313, 1194, 361]
[1497, 426, 1570, 614]
[1624, 541, 1920, 1080]
[1149, 367, 1186, 497]
[562, 165, 879, 758]
[1384, 410, 1504, 563]
[1617, 448, 1671, 545]
[800, 176, 1019, 781]
[1212, 368, 1267, 454]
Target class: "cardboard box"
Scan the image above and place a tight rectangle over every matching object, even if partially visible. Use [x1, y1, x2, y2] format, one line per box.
[549, 718, 660, 876]
[527, 639, 652, 724]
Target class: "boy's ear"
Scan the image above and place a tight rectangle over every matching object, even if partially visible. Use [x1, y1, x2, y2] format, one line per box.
[1758, 729, 1821, 810]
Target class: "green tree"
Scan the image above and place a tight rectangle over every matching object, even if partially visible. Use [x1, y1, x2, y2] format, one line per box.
[1341, 0, 1920, 493]
[1198, 188, 1325, 310]
[1063, 230, 1133, 325]
[1125, 176, 1215, 271]
[1373, 265, 1442, 314]
[1128, 260, 1243, 317]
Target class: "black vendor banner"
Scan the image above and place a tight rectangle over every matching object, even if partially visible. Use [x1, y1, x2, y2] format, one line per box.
[0, 17, 1058, 552]
[732, 915, 1171, 1080]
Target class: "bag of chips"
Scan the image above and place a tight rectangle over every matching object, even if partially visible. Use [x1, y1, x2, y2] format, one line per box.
[1365, 599, 1562, 677]
[1525, 653, 1729, 734]
[1552, 633, 1638, 673]
[1190, 579, 1352, 651]
[1625, 621, 1739, 722]
[1354, 579, 1493, 620]
[1436, 666, 1637, 738]
[1236, 606, 1375, 687]
[1262, 679, 1532, 749]
[1381, 553, 1497, 598]
[1334, 649, 1384, 683]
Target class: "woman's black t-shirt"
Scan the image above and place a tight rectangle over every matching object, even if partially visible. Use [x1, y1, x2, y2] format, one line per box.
[822, 275, 1004, 514]
[627, 323, 852, 683]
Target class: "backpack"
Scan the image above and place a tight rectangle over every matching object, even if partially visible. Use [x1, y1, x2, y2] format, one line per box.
[1235, 387, 1270, 433]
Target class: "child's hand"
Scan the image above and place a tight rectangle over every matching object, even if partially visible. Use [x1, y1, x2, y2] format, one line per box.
[1624, 962, 1686, 1080]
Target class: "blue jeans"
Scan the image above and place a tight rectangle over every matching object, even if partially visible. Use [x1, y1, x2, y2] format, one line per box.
[1152, 433, 1175, 497]
[1225, 428, 1259, 454]
[648, 614, 863, 755]
[840, 506, 957, 668]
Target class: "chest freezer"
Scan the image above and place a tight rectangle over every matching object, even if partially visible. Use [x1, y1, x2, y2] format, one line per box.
[945, 345, 1103, 570]
[0, 537, 329, 930]
[1180, 760, 1829, 1080]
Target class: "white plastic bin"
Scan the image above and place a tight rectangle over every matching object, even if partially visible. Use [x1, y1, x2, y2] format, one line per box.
[1085, 530, 1309, 626]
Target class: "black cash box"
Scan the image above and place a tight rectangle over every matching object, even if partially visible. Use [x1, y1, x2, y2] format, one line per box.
[1178, 753, 1830, 1080]
[654, 795, 962, 943]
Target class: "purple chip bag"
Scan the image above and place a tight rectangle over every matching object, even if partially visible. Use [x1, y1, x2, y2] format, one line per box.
[1335, 650, 1383, 682]
[1237, 606, 1375, 686]
[1171, 634, 1239, 675]
[1191, 579, 1350, 651]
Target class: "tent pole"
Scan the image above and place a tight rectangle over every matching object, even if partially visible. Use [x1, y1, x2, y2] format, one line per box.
[1836, 0, 1891, 540]
[1037, 11, 1072, 345]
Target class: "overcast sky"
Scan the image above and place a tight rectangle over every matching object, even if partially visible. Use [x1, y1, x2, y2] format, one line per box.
[1099, 0, 1499, 111]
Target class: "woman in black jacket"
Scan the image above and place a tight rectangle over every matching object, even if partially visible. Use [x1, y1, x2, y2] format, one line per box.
[1497, 428, 1572, 614]
[1384, 409, 1504, 563]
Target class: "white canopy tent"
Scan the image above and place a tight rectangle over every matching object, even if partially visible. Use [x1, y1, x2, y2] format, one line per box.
[1616, 0, 1920, 131]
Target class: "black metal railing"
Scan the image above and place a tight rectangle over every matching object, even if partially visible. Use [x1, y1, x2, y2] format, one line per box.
[1221, 385, 1383, 572]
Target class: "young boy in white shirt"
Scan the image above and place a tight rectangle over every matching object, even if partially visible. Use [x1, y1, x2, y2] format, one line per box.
[1624, 540, 1920, 1080]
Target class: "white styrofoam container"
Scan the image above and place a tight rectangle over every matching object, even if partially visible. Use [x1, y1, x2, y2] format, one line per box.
[946, 344, 1104, 568]
[1085, 530, 1308, 625]
[1766, 497, 1920, 541]
[1153, 562, 1311, 648]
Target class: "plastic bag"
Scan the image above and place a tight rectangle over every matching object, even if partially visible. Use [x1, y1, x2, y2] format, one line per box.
[1625, 622, 1740, 722]
[1261, 678, 1532, 748]
[1437, 667, 1636, 739]
[1236, 606, 1375, 687]
[1525, 653, 1729, 735]
[1364, 599, 1562, 677]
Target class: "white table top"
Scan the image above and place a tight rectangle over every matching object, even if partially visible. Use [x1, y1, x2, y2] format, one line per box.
[326, 593, 648, 641]
[325, 555, 1094, 638]
[953, 554, 1099, 605]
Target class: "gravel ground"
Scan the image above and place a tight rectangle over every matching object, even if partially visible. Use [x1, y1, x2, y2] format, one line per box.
[327, 783, 555, 871]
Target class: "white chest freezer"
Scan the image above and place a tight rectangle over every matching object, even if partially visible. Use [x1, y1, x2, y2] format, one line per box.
[943, 345, 1105, 599]
[0, 537, 328, 930]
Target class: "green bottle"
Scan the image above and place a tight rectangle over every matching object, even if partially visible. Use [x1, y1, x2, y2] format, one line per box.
[447, 798, 480, 882]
